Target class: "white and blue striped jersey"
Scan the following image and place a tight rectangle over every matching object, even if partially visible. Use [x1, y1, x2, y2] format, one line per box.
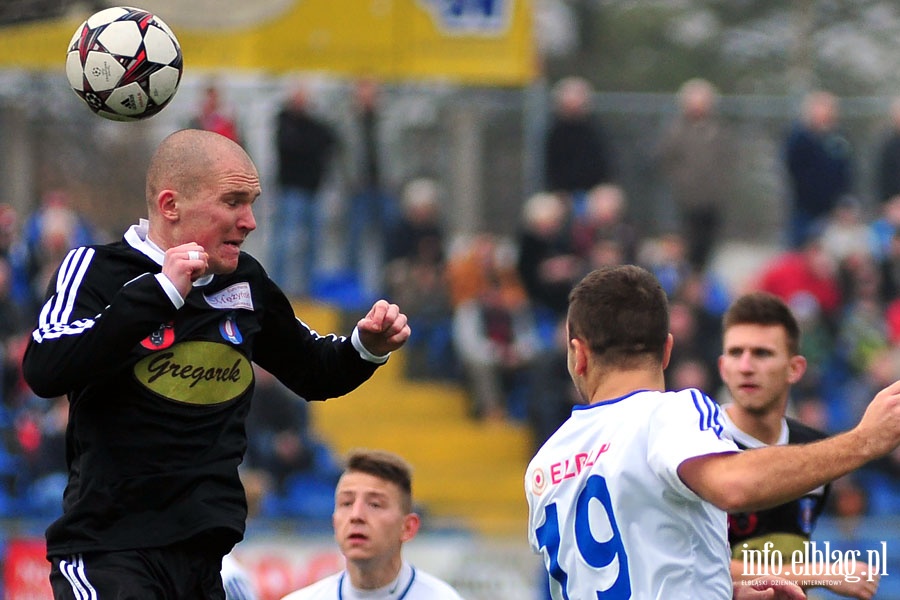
[525, 388, 739, 600]
[280, 561, 465, 600]
[222, 553, 258, 600]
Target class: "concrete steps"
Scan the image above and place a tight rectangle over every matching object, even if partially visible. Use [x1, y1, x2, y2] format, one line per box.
[294, 300, 532, 537]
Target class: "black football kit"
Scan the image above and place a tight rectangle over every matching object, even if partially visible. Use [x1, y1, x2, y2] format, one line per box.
[722, 410, 831, 558]
[22, 220, 384, 560]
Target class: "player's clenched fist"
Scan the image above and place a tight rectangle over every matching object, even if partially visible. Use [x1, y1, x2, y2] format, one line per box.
[356, 299, 410, 357]
[855, 379, 900, 459]
[162, 242, 208, 298]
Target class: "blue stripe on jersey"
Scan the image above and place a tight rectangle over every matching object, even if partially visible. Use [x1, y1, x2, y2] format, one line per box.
[690, 389, 724, 438]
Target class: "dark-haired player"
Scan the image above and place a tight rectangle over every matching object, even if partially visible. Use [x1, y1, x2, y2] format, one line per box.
[720, 292, 878, 599]
[524, 265, 900, 599]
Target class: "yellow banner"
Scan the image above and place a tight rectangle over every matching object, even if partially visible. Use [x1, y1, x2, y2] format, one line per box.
[0, 0, 536, 86]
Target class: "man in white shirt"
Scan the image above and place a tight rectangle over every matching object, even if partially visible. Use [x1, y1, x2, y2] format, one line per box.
[525, 265, 900, 599]
[281, 449, 464, 600]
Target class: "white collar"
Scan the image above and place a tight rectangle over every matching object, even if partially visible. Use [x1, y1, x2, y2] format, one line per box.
[721, 404, 789, 448]
[124, 219, 215, 287]
[340, 562, 415, 599]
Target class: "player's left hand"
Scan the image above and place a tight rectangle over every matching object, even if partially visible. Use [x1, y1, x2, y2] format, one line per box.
[357, 299, 410, 357]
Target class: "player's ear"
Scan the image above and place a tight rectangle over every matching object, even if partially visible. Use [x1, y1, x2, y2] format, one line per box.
[156, 189, 180, 222]
[661, 333, 674, 369]
[787, 354, 807, 385]
[570, 336, 589, 376]
[400, 512, 420, 543]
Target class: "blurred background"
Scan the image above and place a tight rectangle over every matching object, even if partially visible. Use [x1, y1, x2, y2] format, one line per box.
[3, 1, 900, 598]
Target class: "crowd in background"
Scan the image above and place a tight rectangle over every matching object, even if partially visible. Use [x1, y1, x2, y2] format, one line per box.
[4, 75, 900, 524]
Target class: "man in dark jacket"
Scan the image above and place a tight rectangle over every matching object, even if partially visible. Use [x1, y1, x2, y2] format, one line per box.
[270, 84, 338, 297]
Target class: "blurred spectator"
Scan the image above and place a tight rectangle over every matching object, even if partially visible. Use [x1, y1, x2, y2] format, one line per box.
[446, 233, 506, 308]
[665, 298, 718, 392]
[837, 287, 888, 381]
[842, 347, 900, 515]
[570, 183, 638, 264]
[637, 234, 732, 351]
[270, 83, 338, 297]
[342, 77, 397, 295]
[878, 228, 900, 302]
[0, 203, 18, 258]
[452, 269, 540, 421]
[820, 195, 870, 266]
[188, 83, 241, 144]
[668, 357, 714, 394]
[20, 395, 67, 516]
[656, 78, 736, 270]
[753, 230, 842, 325]
[13, 189, 98, 318]
[516, 192, 584, 321]
[875, 96, 900, 204]
[0, 258, 28, 400]
[526, 319, 576, 452]
[783, 91, 854, 248]
[543, 77, 613, 213]
[868, 194, 900, 261]
[244, 366, 315, 494]
[384, 178, 445, 270]
[383, 178, 453, 380]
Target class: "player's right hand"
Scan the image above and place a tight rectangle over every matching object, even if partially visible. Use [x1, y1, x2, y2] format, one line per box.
[162, 242, 208, 299]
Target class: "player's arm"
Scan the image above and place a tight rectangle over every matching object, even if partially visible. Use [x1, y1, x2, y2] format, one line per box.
[252, 277, 403, 401]
[22, 248, 179, 398]
[679, 379, 900, 512]
[731, 560, 878, 599]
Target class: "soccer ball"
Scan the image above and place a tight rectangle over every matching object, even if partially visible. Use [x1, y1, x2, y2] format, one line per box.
[65, 6, 183, 122]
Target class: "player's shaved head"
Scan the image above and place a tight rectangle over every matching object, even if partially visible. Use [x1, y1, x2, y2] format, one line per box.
[146, 129, 253, 211]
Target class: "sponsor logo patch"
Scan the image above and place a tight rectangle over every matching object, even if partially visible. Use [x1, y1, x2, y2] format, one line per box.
[203, 282, 253, 311]
[532, 468, 547, 496]
[134, 341, 252, 405]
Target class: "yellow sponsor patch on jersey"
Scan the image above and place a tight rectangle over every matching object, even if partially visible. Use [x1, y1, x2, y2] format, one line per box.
[134, 341, 253, 405]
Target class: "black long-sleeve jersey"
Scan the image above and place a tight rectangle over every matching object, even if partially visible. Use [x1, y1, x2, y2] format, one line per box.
[22, 223, 381, 557]
[723, 412, 831, 557]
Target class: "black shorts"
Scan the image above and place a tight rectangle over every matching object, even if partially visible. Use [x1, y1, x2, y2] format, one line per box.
[48, 542, 226, 600]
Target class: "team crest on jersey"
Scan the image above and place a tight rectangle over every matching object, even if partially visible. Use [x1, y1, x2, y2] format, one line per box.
[531, 468, 547, 496]
[133, 341, 253, 405]
[204, 282, 253, 311]
[728, 512, 759, 537]
[140, 321, 175, 350]
[219, 312, 243, 345]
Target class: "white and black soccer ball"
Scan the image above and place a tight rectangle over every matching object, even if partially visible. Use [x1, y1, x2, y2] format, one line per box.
[65, 6, 183, 122]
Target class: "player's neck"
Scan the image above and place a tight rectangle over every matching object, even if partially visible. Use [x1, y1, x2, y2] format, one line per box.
[346, 555, 404, 590]
[725, 404, 784, 445]
[587, 368, 665, 404]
